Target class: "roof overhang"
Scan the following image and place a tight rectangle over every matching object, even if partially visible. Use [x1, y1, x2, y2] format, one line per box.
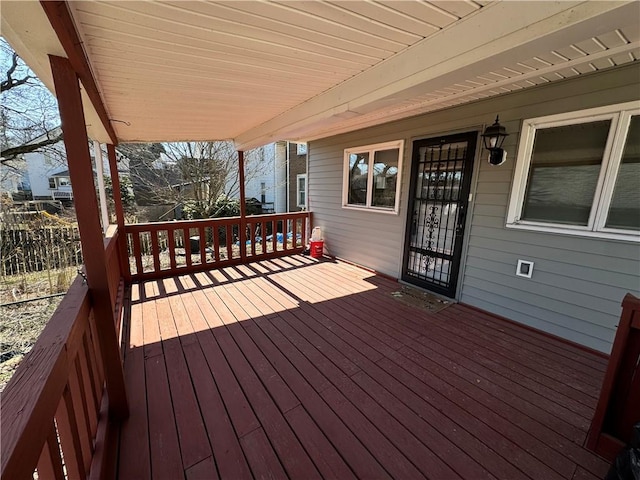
[2, 1, 639, 149]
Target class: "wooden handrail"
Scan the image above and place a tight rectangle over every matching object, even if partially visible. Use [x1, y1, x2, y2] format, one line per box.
[123, 212, 312, 281]
[1, 227, 127, 479]
[587, 293, 640, 461]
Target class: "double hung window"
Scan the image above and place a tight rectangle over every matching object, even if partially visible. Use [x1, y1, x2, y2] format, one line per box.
[507, 102, 639, 239]
[343, 140, 404, 214]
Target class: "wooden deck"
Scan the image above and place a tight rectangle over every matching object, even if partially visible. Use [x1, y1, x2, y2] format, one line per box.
[118, 256, 610, 480]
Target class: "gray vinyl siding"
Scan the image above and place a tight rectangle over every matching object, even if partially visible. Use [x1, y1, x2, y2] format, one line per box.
[308, 63, 640, 354]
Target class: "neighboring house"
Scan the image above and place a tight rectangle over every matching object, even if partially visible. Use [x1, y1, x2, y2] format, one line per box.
[287, 142, 307, 212]
[265, 140, 308, 213]
[23, 130, 128, 202]
[0, 158, 30, 200]
[308, 64, 639, 354]
[242, 143, 287, 213]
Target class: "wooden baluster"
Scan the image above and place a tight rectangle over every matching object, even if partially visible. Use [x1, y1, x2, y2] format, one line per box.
[131, 232, 143, 278]
[303, 213, 309, 247]
[292, 217, 298, 249]
[283, 217, 288, 252]
[81, 334, 101, 410]
[68, 357, 93, 473]
[167, 227, 177, 273]
[150, 229, 160, 273]
[226, 224, 233, 260]
[88, 313, 106, 390]
[184, 228, 192, 267]
[56, 386, 87, 480]
[213, 225, 221, 264]
[76, 346, 99, 438]
[36, 422, 65, 480]
[199, 225, 207, 265]
[259, 222, 266, 257]
[249, 222, 256, 257]
[272, 220, 278, 253]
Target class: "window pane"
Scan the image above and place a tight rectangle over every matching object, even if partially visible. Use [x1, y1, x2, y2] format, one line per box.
[522, 120, 610, 225]
[298, 176, 306, 206]
[371, 148, 399, 208]
[347, 152, 369, 205]
[606, 115, 640, 230]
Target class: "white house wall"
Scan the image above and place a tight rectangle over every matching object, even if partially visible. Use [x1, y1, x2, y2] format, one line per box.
[308, 63, 640, 354]
[25, 151, 62, 199]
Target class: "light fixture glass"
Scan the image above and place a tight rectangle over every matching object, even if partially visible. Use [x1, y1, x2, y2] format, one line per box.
[482, 115, 509, 165]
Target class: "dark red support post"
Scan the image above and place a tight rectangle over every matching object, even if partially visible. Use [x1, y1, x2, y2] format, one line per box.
[238, 150, 247, 262]
[49, 55, 128, 420]
[107, 144, 131, 282]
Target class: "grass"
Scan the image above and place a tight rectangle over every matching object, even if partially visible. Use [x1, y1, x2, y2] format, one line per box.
[0, 267, 76, 390]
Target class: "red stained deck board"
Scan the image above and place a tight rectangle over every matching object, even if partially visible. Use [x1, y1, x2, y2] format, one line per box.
[162, 341, 212, 470]
[302, 281, 595, 467]
[284, 405, 358, 480]
[250, 277, 519, 479]
[262, 283, 529, 479]
[417, 310, 597, 410]
[411, 322, 595, 421]
[214, 330, 322, 480]
[195, 329, 262, 439]
[251, 312, 426, 478]
[243, 276, 508, 480]
[203, 285, 301, 414]
[334, 265, 604, 392]
[239, 428, 288, 480]
[245, 272, 385, 366]
[314, 264, 602, 407]
[191, 280, 322, 479]
[118, 348, 150, 480]
[454, 304, 608, 372]
[377, 355, 566, 480]
[145, 354, 183, 480]
[351, 370, 495, 480]
[241, 322, 391, 479]
[329, 281, 594, 431]
[408, 335, 589, 440]
[267, 267, 404, 356]
[394, 346, 595, 478]
[181, 342, 252, 480]
[319, 385, 425, 479]
[119, 284, 151, 479]
[118, 258, 610, 480]
[185, 456, 218, 480]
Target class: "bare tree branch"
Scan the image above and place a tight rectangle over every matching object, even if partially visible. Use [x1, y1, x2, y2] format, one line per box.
[1, 52, 34, 92]
[1, 132, 63, 163]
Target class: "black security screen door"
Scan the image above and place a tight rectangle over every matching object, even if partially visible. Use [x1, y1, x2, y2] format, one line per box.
[402, 132, 477, 298]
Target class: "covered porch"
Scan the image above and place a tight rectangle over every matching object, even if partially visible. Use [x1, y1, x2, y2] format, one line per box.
[121, 257, 609, 480]
[2, 1, 639, 479]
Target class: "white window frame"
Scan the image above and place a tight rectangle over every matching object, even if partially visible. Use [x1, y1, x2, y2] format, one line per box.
[507, 101, 640, 241]
[296, 143, 307, 155]
[296, 174, 307, 208]
[342, 139, 404, 215]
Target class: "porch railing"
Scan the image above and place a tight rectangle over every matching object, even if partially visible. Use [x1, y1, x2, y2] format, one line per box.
[124, 211, 311, 281]
[587, 293, 640, 461]
[1, 229, 126, 479]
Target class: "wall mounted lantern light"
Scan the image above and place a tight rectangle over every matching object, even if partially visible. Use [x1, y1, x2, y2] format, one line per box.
[481, 115, 509, 166]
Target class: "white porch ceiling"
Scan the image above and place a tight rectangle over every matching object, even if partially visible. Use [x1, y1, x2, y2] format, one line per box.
[2, 1, 639, 148]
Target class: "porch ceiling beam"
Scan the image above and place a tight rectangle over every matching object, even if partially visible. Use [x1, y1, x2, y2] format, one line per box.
[40, 1, 118, 145]
[306, 41, 640, 142]
[234, 1, 637, 149]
